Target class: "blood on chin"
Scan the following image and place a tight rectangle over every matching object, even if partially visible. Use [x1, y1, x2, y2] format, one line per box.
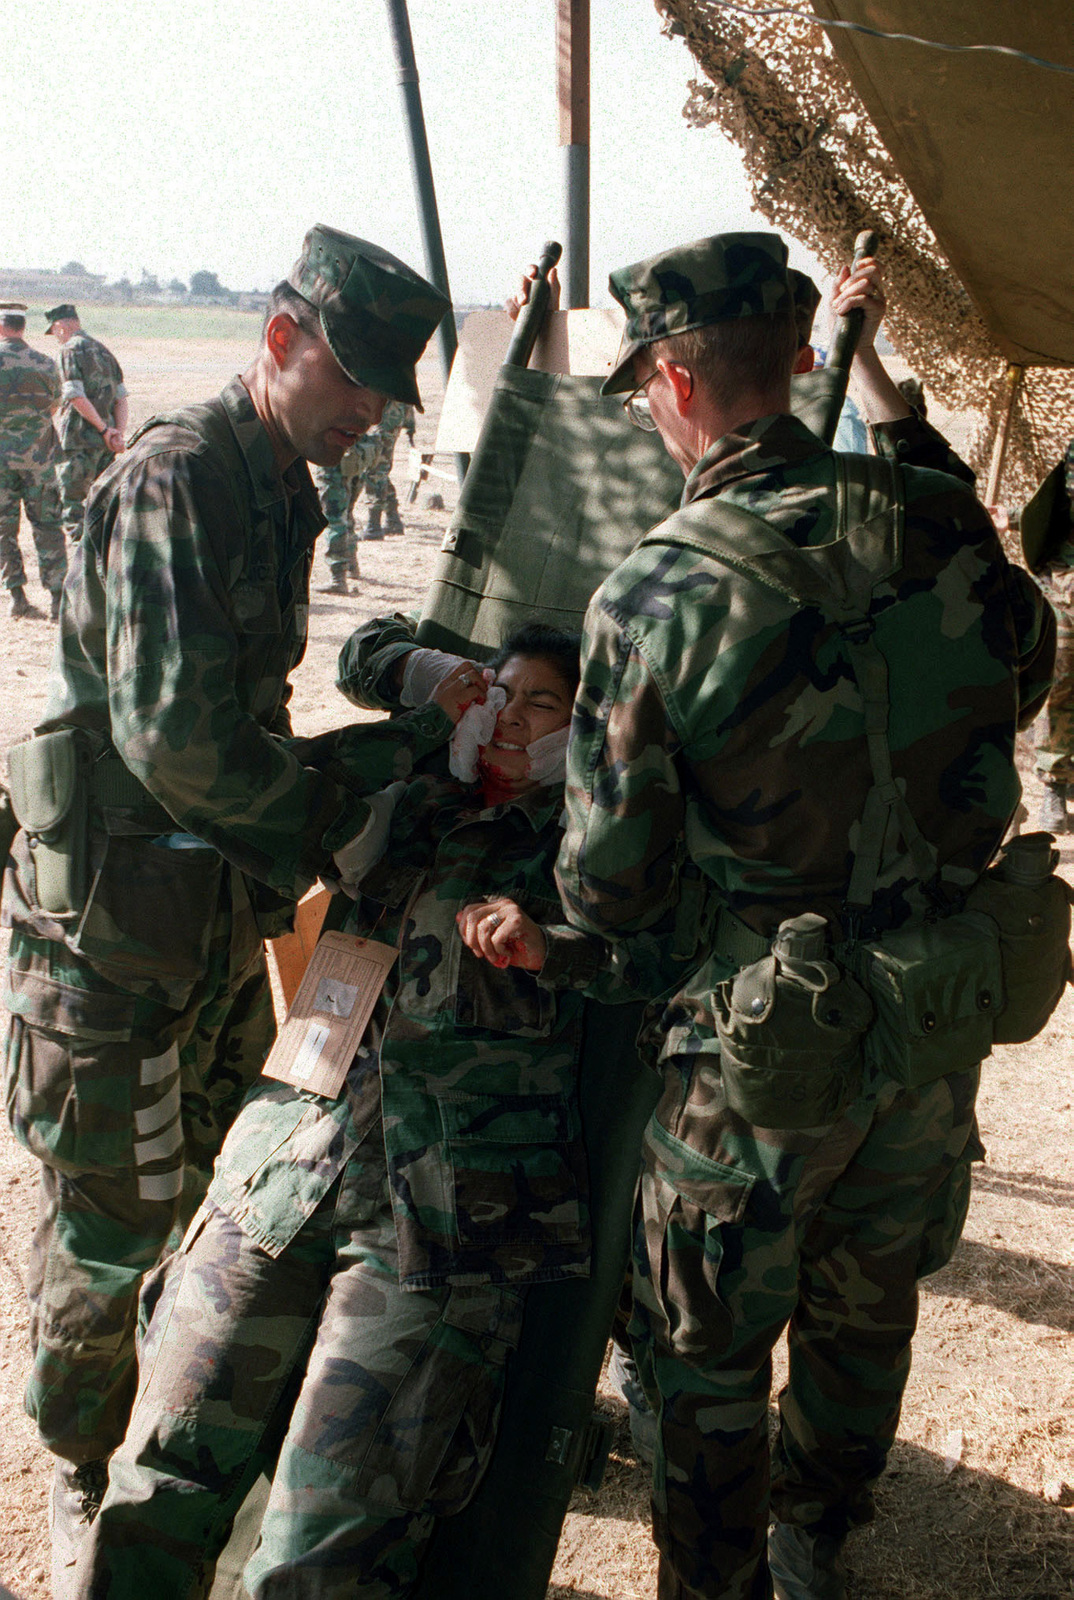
[476, 750, 529, 808]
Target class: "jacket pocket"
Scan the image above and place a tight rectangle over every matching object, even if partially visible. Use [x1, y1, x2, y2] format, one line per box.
[454, 945, 556, 1038]
[439, 1089, 586, 1254]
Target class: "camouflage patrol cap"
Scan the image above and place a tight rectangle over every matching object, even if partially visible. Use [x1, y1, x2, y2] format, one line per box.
[789, 268, 821, 347]
[287, 224, 450, 411]
[602, 231, 794, 394]
[44, 304, 78, 329]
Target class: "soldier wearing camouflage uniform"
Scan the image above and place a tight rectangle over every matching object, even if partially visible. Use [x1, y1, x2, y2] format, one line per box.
[2, 226, 449, 1585]
[76, 628, 656, 1599]
[554, 233, 1054, 1600]
[1027, 441, 1074, 832]
[354, 397, 416, 540]
[311, 458, 362, 594]
[0, 303, 66, 619]
[312, 401, 416, 594]
[45, 304, 129, 544]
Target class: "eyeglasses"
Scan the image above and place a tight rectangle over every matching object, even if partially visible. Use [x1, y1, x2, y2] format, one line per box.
[622, 369, 660, 432]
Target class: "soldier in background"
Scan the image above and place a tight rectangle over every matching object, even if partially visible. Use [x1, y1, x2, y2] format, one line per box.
[355, 397, 416, 540]
[3, 227, 449, 1591]
[555, 232, 1052, 1600]
[0, 303, 66, 619]
[44, 304, 129, 543]
[311, 457, 363, 596]
[1028, 444, 1074, 832]
[313, 400, 417, 594]
[991, 444, 1074, 833]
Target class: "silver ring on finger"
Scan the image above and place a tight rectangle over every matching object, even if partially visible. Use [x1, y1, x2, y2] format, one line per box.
[486, 912, 503, 930]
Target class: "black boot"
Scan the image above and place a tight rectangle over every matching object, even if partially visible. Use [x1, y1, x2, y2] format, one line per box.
[361, 505, 384, 542]
[384, 485, 404, 535]
[317, 569, 349, 596]
[10, 586, 41, 620]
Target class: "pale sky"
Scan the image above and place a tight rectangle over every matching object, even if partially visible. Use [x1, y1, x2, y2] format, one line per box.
[5, 0, 822, 305]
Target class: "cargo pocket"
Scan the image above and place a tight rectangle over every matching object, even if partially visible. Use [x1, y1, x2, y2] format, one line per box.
[2, 978, 137, 1173]
[354, 1285, 524, 1516]
[917, 1126, 986, 1279]
[640, 1118, 756, 1368]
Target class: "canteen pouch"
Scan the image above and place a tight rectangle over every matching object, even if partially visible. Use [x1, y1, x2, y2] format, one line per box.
[854, 910, 1002, 1087]
[964, 832, 1072, 1044]
[714, 914, 873, 1128]
[7, 728, 92, 917]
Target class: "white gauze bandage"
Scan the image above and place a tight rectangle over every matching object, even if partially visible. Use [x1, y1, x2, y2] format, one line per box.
[449, 686, 506, 782]
[399, 648, 469, 708]
[524, 725, 570, 786]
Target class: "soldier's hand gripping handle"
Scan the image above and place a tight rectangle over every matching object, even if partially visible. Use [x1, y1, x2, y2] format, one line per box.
[817, 229, 880, 445]
[504, 241, 563, 370]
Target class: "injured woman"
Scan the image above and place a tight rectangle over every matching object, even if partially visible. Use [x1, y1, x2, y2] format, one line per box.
[76, 622, 663, 1600]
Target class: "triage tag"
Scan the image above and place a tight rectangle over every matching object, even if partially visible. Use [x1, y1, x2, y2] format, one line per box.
[262, 930, 398, 1099]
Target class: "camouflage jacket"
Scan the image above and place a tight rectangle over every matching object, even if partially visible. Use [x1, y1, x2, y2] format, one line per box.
[337, 609, 425, 710]
[556, 413, 1054, 1061]
[869, 410, 976, 488]
[0, 337, 60, 470]
[19, 379, 449, 927]
[208, 775, 649, 1289]
[56, 329, 126, 451]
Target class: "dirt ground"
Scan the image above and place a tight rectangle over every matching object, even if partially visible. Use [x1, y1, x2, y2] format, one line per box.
[0, 334, 1072, 1599]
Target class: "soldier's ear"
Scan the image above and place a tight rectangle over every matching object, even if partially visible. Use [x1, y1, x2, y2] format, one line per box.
[793, 344, 815, 375]
[657, 358, 694, 415]
[264, 313, 302, 371]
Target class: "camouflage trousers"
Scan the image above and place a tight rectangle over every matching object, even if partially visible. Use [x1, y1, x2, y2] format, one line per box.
[1034, 612, 1074, 786]
[630, 1056, 982, 1600]
[312, 463, 363, 577]
[359, 452, 404, 532]
[3, 901, 274, 1465]
[0, 461, 66, 594]
[57, 444, 112, 543]
[78, 1085, 526, 1600]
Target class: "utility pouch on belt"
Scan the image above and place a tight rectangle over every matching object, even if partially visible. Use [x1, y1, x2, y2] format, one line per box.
[714, 913, 873, 1128]
[965, 831, 1072, 1043]
[850, 911, 1002, 1089]
[7, 728, 93, 917]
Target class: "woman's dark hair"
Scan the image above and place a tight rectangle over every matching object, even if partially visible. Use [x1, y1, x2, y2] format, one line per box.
[488, 622, 581, 696]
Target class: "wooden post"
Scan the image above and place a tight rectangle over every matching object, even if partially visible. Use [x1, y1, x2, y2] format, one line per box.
[557, 0, 590, 309]
[984, 362, 1025, 507]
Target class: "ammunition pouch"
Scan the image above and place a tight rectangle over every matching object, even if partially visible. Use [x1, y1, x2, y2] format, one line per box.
[848, 911, 1002, 1088]
[713, 914, 873, 1128]
[964, 839, 1072, 1044]
[7, 728, 93, 917]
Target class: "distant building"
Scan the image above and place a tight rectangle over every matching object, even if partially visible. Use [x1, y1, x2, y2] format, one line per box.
[0, 266, 107, 302]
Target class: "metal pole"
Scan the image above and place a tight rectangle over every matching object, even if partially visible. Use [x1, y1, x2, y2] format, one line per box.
[384, 0, 468, 481]
[984, 363, 1025, 507]
[557, 0, 590, 309]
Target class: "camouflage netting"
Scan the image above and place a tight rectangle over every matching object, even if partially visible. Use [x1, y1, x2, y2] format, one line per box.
[655, 0, 1074, 507]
